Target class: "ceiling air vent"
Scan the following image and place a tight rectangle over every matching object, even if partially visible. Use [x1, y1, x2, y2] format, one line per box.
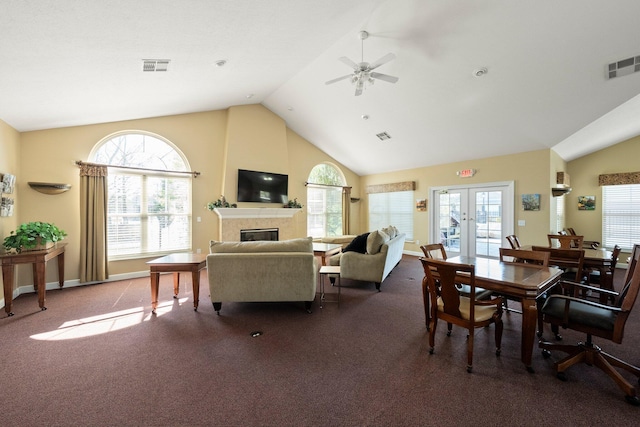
[142, 59, 170, 72]
[376, 131, 392, 141]
[607, 55, 640, 79]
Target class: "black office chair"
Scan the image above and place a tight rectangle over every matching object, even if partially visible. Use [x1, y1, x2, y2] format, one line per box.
[538, 244, 640, 405]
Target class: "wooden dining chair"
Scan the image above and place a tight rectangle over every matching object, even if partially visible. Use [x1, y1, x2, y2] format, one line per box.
[498, 248, 550, 313]
[539, 244, 640, 405]
[566, 227, 600, 249]
[506, 234, 522, 249]
[419, 243, 491, 330]
[421, 257, 503, 373]
[588, 245, 621, 302]
[548, 234, 584, 249]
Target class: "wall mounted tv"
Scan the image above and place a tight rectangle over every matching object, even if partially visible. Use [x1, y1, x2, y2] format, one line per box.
[237, 169, 289, 204]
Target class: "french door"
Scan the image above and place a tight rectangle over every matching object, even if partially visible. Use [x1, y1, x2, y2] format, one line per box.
[430, 182, 514, 258]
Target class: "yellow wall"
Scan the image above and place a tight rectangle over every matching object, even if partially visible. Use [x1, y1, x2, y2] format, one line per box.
[0, 118, 20, 248]
[8, 105, 359, 286]
[361, 149, 554, 253]
[567, 135, 640, 244]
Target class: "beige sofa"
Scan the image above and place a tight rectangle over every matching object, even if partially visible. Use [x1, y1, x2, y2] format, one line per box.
[207, 237, 318, 314]
[330, 228, 406, 291]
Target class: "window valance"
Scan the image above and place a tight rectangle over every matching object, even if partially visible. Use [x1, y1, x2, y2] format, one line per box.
[598, 171, 640, 186]
[366, 181, 416, 194]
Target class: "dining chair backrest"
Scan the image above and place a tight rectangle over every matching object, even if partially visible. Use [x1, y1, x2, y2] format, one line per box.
[548, 234, 584, 249]
[421, 258, 475, 318]
[506, 235, 521, 249]
[499, 248, 549, 269]
[618, 244, 640, 308]
[420, 243, 447, 260]
[531, 246, 585, 282]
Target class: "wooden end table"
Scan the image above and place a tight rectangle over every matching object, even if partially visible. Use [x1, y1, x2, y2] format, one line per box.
[312, 242, 342, 266]
[1, 243, 66, 317]
[147, 253, 207, 314]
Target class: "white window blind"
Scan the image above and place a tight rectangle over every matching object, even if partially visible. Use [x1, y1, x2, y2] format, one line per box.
[369, 191, 414, 239]
[555, 195, 564, 234]
[602, 184, 640, 250]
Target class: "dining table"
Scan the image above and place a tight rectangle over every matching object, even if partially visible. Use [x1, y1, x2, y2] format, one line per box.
[432, 256, 562, 372]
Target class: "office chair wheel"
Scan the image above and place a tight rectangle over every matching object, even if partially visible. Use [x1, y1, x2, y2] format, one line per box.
[624, 395, 640, 406]
[542, 349, 551, 359]
[556, 372, 568, 381]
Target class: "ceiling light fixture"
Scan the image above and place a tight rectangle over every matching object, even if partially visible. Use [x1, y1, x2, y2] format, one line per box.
[362, 114, 369, 120]
[474, 67, 488, 77]
[215, 59, 227, 67]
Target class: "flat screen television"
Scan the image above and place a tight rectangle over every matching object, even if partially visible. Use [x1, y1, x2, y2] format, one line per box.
[237, 169, 289, 204]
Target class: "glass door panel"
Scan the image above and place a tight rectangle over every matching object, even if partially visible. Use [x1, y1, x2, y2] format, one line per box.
[472, 189, 503, 258]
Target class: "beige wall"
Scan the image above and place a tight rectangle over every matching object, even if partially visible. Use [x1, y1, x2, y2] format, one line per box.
[0, 118, 20, 249]
[567, 135, 640, 244]
[6, 105, 359, 286]
[361, 149, 554, 253]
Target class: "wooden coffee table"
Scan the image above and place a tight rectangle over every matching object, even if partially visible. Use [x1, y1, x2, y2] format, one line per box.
[312, 242, 342, 266]
[147, 253, 207, 313]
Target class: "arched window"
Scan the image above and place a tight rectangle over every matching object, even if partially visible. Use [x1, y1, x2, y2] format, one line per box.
[307, 163, 346, 238]
[91, 131, 192, 259]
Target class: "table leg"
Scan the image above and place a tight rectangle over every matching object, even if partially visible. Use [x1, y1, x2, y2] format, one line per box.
[57, 250, 65, 288]
[521, 298, 537, 372]
[34, 261, 47, 311]
[150, 271, 160, 314]
[191, 270, 200, 311]
[2, 265, 15, 316]
[173, 272, 180, 298]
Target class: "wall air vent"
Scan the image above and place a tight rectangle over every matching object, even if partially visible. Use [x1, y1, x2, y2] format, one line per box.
[142, 59, 170, 72]
[607, 55, 640, 79]
[376, 131, 392, 141]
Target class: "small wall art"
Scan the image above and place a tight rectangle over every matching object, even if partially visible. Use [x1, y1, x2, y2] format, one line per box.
[578, 195, 596, 210]
[416, 199, 427, 211]
[521, 194, 540, 211]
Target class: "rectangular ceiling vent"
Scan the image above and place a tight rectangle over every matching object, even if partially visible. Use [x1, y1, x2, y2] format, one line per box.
[607, 55, 640, 79]
[142, 59, 170, 72]
[376, 131, 392, 141]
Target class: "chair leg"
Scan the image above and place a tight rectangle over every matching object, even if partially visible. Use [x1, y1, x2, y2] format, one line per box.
[428, 317, 437, 354]
[494, 318, 503, 357]
[466, 327, 474, 373]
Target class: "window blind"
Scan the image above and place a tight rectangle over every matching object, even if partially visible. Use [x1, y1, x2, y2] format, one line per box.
[602, 184, 640, 250]
[369, 191, 414, 239]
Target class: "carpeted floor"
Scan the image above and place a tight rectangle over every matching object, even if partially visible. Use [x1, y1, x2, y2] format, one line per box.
[1, 255, 639, 426]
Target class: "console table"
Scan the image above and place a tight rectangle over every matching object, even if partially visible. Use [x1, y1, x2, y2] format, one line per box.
[1, 243, 67, 316]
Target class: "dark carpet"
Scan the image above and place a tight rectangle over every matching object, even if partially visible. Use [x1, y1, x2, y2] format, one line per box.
[2, 255, 639, 426]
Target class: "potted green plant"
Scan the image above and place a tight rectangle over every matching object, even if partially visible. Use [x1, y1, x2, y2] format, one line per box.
[206, 195, 237, 210]
[284, 198, 302, 208]
[2, 221, 67, 253]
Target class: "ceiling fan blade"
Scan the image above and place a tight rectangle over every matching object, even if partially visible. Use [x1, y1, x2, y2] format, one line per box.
[370, 72, 399, 84]
[369, 53, 396, 70]
[325, 74, 353, 85]
[338, 56, 359, 70]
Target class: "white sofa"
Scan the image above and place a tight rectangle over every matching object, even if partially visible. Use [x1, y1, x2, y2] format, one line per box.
[207, 237, 318, 314]
[330, 228, 406, 291]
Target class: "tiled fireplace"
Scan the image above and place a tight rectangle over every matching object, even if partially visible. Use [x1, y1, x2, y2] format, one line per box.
[214, 208, 301, 242]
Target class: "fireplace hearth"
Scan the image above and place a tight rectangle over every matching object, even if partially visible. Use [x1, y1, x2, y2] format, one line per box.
[240, 228, 279, 242]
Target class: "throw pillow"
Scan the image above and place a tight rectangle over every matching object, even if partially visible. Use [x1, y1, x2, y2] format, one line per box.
[366, 230, 390, 254]
[343, 232, 370, 253]
[381, 226, 397, 239]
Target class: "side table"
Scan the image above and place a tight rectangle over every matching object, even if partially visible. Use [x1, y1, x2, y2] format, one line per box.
[147, 252, 207, 313]
[319, 265, 341, 308]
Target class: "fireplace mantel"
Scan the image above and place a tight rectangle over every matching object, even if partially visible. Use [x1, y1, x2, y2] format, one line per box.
[214, 207, 301, 219]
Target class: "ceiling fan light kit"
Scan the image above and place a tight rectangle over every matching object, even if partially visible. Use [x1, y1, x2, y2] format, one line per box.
[326, 30, 399, 96]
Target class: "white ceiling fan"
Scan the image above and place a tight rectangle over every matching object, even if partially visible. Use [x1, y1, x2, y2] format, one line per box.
[325, 31, 399, 96]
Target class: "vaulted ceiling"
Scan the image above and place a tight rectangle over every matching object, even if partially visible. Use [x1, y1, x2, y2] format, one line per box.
[2, 0, 640, 175]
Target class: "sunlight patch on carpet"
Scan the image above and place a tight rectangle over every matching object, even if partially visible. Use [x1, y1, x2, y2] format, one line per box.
[29, 298, 189, 340]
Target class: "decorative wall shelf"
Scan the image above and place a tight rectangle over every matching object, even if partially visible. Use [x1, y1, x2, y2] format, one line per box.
[28, 182, 72, 195]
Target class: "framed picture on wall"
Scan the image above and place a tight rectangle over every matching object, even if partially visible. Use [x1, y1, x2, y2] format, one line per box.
[521, 194, 540, 211]
[578, 195, 596, 210]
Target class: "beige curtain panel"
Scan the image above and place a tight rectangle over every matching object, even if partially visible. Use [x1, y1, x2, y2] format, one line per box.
[342, 186, 351, 235]
[79, 164, 109, 283]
